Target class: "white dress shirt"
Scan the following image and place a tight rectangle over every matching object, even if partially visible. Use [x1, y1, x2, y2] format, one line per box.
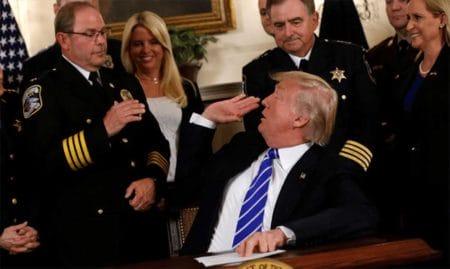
[208, 142, 313, 253]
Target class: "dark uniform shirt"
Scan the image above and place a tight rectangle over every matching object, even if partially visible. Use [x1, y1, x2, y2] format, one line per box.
[243, 37, 378, 173]
[19, 57, 170, 266]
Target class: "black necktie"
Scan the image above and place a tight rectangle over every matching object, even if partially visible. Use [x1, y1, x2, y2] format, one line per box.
[299, 59, 309, 71]
[89, 71, 103, 89]
[398, 40, 409, 54]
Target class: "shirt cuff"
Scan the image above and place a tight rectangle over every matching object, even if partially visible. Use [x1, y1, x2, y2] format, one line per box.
[189, 112, 217, 129]
[277, 226, 296, 246]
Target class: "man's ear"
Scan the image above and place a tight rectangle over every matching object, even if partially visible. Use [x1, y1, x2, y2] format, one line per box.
[312, 11, 319, 30]
[56, 32, 69, 50]
[293, 115, 309, 128]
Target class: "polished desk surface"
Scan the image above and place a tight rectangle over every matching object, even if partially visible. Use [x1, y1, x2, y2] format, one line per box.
[115, 237, 440, 269]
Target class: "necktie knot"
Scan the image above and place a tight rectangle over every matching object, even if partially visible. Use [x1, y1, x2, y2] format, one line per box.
[89, 71, 102, 87]
[398, 40, 409, 53]
[299, 59, 308, 71]
[267, 148, 279, 160]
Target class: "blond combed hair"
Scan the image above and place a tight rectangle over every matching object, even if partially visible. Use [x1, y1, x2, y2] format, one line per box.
[121, 11, 187, 107]
[272, 71, 337, 146]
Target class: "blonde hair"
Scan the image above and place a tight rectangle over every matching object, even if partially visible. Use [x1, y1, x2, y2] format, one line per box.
[272, 71, 337, 146]
[121, 11, 187, 107]
[425, 0, 450, 45]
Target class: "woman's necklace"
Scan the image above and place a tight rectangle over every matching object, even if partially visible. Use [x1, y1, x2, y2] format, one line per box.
[418, 60, 431, 76]
[135, 72, 160, 85]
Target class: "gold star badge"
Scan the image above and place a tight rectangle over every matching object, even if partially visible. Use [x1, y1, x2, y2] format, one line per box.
[330, 68, 347, 83]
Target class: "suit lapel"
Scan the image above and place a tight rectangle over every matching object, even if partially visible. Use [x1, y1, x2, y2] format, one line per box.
[271, 145, 323, 227]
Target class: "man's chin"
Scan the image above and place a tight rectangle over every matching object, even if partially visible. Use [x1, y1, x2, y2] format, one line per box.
[257, 121, 264, 133]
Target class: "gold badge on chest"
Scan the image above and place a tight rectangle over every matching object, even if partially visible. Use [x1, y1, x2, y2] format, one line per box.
[120, 89, 134, 101]
[330, 67, 347, 83]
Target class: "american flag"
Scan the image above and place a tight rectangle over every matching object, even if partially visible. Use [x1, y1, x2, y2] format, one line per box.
[0, 0, 28, 90]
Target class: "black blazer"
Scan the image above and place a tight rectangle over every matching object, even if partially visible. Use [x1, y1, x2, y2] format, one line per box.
[391, 45, 449, 253]
[243, 37, 378, 172]
[181, 131, 378, 255]
[176, 78, 205, 178]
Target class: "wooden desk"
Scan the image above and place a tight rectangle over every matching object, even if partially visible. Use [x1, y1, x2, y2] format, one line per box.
[115, 238, 440, 269]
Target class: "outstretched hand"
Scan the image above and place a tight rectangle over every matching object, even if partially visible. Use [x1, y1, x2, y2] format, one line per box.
[202, 94, 260, 124]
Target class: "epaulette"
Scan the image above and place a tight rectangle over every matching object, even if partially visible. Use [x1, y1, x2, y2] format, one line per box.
[328, 39, 364, 50]
[387, 36, 395, 47]
[255, 48, 275, 60]
[324, 38, 355, 46]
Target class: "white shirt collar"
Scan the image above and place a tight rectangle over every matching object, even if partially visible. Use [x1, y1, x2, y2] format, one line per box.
[276, 142, 314, 171]
[288, 49, 312, 69]
[62, 55, 93, 82]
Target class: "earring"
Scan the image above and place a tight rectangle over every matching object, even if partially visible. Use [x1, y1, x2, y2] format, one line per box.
[439, 25, 445, 29]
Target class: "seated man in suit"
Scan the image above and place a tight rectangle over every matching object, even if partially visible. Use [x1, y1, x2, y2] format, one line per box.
[181, 71, 378, 256]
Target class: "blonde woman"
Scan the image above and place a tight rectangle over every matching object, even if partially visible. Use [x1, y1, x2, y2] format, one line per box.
[122, 11, 259, 207]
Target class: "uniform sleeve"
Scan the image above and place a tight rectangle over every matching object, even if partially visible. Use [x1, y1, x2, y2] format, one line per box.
[21, 82, 111, 176]
[337, 48, 378, 172]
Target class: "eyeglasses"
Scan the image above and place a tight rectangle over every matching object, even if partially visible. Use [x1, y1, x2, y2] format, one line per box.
[63, 27, 111, 41]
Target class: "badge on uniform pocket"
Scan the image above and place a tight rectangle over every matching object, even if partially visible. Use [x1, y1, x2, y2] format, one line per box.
[120, 89, 134, 101]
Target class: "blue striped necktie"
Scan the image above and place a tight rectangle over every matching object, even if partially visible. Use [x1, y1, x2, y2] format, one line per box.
[232, 148, 279, 248]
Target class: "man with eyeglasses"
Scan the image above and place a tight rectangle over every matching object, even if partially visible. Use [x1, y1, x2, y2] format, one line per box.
[19, 2, 170, 266]
[20, 0, 125, 93]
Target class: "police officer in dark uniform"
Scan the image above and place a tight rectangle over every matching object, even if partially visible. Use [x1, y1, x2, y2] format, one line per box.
[367, 0, 420, 141]
[1, 68, 40, 267]
[20, 2, 169, 266]
[20, 0, 125, 91]
[244, 0, 378, 174]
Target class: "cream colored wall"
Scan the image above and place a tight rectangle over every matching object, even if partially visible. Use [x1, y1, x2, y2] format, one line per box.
[10, 0, 394, 88]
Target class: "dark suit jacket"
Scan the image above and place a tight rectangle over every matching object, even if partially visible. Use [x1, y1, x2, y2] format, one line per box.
[176, 79, 205, 178]
[19, 57, 170, 266]
[181, 131, 378, 255]
[391, 45, 449, 254]
[243, 37, 378, 172]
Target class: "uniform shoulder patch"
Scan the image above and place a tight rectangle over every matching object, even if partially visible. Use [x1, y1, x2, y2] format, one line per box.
[256, 48, 274, 60]
[22, 85, 43, 119]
